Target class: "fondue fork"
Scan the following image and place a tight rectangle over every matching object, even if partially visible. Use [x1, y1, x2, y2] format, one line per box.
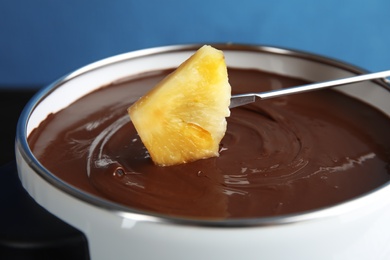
[230, 70, 390, 108]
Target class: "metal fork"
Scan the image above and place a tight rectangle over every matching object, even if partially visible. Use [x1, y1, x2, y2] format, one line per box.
[230, 70, 390, 108]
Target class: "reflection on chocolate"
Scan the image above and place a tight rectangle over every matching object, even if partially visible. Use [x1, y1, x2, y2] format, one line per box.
[28, 69, 390, 219]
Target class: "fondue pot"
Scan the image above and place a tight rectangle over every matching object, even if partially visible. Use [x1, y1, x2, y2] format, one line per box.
[16, 44, 390, 259]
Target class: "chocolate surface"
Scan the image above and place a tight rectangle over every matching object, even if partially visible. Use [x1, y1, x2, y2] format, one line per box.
[28, 69, 390, 219]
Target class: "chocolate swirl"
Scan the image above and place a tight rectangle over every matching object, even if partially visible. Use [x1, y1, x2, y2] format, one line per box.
[29, 69, 390, 219]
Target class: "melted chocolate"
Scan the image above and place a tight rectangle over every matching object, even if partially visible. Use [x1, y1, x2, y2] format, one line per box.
[28, 69, 390, 219]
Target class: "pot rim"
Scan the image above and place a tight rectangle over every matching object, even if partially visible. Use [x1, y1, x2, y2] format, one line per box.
[16, 43, 390, 228]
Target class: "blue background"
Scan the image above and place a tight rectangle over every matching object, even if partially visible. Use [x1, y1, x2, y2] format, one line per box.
[1, 0, 389, 88]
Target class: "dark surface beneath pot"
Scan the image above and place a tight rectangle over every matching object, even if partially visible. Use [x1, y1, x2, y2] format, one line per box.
[0, 88, 37, 165]
[0, 89, 89, 259]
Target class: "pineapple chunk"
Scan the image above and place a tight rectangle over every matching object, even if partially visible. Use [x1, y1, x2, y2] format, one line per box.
[128, 45, 231, 166]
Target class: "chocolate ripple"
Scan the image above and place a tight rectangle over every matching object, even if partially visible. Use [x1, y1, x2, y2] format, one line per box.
[28, 68, 390, 219]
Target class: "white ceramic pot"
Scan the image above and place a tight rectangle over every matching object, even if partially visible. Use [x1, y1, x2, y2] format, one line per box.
[16, 44, 390, 260]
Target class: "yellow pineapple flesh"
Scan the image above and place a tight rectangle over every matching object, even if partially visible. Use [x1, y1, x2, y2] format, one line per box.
[128, 45, 231, 166]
